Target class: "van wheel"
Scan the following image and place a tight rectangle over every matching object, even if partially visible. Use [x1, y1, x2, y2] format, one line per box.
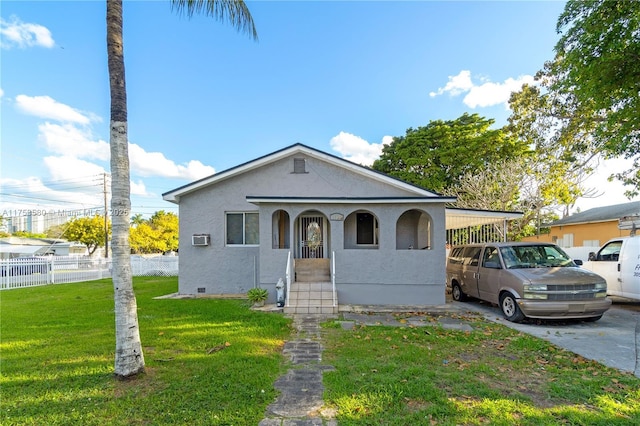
[451, 283, 466, 302]
[500, 293, 525, 323]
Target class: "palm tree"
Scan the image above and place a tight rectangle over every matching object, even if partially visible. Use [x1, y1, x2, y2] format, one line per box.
[130, 213, 145, 227]
[106, 0, 257, 379]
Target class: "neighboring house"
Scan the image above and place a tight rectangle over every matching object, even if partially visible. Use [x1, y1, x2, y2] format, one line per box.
[523, 201, 640, 248]
[0, 237, 86, 259]
[163, 143, 520, 312]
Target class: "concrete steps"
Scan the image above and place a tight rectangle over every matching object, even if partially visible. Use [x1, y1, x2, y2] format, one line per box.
[294, 258, 330, 282]
[284, 258, 337, 314]
[284, 281, 337, 315]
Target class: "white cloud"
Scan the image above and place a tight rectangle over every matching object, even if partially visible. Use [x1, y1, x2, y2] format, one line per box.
[43, 156, 152, 198]
[0, 16, 54, 49]
[128, 143, 216, 179]
[430, 70, 534, 108]
[4, 93, 215, 211]
[38, 122, 110, 160]
[43, 155, 106, 182]
[16, 95, 93, 124]
[0, 175, 103, 210]
[0, 87, 4, 98]
[463, 75, 535, 108]
[130, 180, 149, 197]
[429, 70, 473, 97]
[330, 131, 390, 166]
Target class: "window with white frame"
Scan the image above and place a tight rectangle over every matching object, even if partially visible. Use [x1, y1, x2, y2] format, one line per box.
[226, 212, 259, 245]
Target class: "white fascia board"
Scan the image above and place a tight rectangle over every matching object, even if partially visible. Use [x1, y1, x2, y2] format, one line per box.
[247, 196, 456, 205]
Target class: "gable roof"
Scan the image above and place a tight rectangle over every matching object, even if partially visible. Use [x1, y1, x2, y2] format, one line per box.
[163, 143, 450, 203]
[550, 201, 640, 226]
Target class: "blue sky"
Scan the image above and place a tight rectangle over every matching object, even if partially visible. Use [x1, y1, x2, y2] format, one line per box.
[1, 0, 637, 222]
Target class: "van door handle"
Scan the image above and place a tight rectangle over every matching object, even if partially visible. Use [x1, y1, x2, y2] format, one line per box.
[618, 264, 620, 272]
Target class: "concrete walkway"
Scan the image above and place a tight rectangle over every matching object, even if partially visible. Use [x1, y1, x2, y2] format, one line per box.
[259, 315, 338, 426]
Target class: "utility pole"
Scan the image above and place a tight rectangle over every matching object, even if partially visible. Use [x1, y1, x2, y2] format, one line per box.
[104, 173, 109, 258]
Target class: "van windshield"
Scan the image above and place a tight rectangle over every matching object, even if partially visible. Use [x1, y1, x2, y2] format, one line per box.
[499, 245, 575, 269]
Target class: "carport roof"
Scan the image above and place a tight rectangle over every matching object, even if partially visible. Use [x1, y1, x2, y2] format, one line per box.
[445, 207, 523, 230]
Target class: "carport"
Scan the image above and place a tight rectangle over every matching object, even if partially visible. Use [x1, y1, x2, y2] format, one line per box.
[445, 207, 523, 244]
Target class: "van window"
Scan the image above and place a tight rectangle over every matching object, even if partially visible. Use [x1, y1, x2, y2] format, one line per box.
[463, 247, 481, 266]
[597, 240, 623, 261]
[482, 247, 501, 268]
[500, 244, 574, 268]
[448, 247, 464, 265]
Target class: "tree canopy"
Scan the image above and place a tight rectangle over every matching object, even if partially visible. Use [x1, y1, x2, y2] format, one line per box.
[372, 113, 529, 193]
[130, 211, 178, 254]
[62, 215, 110, 255]
[527, 0, 640, 196]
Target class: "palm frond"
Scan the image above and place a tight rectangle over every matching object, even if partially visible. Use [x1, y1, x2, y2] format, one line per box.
[171, 0, 258, 40]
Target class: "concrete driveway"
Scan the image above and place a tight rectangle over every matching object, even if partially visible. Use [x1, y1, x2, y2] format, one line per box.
[454, 296, 640, 378]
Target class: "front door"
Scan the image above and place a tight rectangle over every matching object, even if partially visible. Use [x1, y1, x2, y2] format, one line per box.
[300, 215, 325, 258]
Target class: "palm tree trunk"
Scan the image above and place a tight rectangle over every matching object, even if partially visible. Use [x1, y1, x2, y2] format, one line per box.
[107, 0, 145, 378]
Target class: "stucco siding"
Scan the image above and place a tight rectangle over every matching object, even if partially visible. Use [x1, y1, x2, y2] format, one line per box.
[177, 183, 260, 295]
[523, 221, 633, 247]
[171, 148, 449, 304]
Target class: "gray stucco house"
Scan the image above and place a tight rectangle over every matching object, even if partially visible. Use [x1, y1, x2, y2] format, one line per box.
[163, 143, 457, 313]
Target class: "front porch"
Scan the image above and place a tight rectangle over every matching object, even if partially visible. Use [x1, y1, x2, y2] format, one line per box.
[284, 258, 338, 314]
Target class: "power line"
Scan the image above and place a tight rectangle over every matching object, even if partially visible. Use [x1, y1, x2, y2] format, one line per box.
[0, 192, 99, 205]
[1, 174, 107, 189]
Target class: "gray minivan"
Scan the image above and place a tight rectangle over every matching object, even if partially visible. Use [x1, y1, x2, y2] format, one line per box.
[446, 242, 611, 322]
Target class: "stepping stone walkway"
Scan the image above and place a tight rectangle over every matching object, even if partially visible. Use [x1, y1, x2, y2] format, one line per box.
[259, 315, 337, 426]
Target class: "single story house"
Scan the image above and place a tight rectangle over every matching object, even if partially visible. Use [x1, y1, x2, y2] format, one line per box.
[163, 143, 520, 313]
[0, 237, 85, 260]
[522, 201, 640, 248]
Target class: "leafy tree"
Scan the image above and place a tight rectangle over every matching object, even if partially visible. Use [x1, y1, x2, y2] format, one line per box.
[372, 113, 529, 193]
[444, 159, 560, 240]
[130, 211, 179, 254]
[530, 0, 640, 196]
[62, 215, 110, 255]
[106, 0, 257, 378]
[45, 223, 67, 239]
[11, 231, 48, 239]
[507, 84, 598, 215]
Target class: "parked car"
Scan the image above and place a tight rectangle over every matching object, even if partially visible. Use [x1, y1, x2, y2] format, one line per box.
[580, 235, 640, 301]
[446, 242, 611, 322]
[0, 257, 49, 276]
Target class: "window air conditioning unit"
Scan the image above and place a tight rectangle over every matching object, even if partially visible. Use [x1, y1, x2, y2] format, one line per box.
[192, 234, 210, 246]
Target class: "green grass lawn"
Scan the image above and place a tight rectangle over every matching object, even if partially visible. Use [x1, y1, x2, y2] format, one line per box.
[320, 314, 640, 425]
[0, 277, 291, 426]
[2, 278, 640, 425]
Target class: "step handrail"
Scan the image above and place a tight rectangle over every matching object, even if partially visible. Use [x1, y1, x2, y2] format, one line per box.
[332, 251, 336, 307]
[285, 251, 292, 307]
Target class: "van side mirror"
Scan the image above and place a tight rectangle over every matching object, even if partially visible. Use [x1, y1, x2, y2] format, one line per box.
[588, 252, 596, 261]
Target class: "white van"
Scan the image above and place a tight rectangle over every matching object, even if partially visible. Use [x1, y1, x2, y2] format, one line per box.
[446, 242, 611, 322]
[581, 236, 640, 301]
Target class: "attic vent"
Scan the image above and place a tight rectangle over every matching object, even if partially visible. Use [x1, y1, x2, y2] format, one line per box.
[293, 157, 307, 174]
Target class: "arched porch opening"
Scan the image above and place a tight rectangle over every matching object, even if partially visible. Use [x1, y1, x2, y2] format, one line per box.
[396, 209, 432, 250]
[272, 209, 290, 249]
[344, 210, 379, 249]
